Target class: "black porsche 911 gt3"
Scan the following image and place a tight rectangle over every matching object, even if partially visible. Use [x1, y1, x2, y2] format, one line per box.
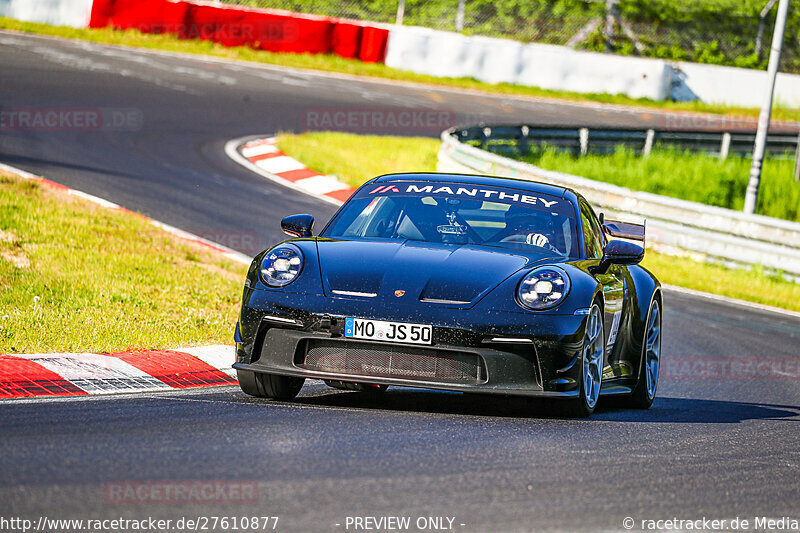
[233, 173, 662, 416]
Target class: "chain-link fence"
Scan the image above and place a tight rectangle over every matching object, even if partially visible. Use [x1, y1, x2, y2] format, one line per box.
[221, 0, 800, 73]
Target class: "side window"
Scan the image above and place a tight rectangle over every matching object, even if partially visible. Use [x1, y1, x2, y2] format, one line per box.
[586, 204, 607, 249]
[580, 201, 603, 259]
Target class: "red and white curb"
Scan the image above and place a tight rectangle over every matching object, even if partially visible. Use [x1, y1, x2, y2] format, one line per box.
[0, 345, 237, 399]
[0, 162, 253, 399]
[224, 136, 353, 206]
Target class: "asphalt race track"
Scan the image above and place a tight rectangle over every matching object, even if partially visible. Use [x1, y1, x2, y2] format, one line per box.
[2, 31, 800, 532]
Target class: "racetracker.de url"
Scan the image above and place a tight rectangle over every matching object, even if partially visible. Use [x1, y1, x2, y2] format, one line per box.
[623, 516, 800, 531]
[0, 515, 279, 532]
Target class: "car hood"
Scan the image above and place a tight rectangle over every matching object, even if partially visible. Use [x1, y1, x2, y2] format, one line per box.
[316, 239, 535, 308]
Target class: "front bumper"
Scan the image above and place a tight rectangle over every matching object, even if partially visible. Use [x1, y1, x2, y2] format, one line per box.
[233, 288, 589, 398]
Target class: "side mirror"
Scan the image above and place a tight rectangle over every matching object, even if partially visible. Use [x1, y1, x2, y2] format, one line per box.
[592, 240, 644, 275]
[281, 214, 314, 238]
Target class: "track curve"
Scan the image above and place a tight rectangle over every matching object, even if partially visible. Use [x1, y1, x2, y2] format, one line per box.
[2, 31, 800, 532]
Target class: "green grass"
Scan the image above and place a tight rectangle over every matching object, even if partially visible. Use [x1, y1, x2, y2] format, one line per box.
[514, 146, 800, 222]
[276, 131, 800, 311]
[0, 171, 246, 353]
[277, 132, 441, 187]
[641, 250, 800, 312]
[1, 16, 799, 122]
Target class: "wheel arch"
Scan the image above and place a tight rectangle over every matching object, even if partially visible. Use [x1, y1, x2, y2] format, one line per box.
[627, 264, 661, 337]
[627, 265, 662, 388]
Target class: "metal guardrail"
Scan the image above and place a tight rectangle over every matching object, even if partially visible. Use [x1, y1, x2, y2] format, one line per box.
[438, 127, 800, 280]
[454, 124, 800, 164]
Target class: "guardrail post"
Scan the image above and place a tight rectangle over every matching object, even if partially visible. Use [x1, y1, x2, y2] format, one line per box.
[720, 132, 731, 160]
[579, 128, 589, 157]
[643, 129, 655, 157]
[480, 127, 492, 150]
[795, 132, 800, 182]
[518, 126, 530, 156]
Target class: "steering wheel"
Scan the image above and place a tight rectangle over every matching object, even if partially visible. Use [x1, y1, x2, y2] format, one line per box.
[499, 233, 561, 254]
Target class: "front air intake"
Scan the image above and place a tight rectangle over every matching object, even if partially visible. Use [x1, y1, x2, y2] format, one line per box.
[300, 339, 486, 384]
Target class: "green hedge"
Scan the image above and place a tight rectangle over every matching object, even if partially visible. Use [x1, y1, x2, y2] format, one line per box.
[229, 0, 800, 73]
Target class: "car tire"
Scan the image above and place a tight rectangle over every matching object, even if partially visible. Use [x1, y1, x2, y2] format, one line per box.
[558, 303, 605, 418]
[237, 370, 304, 400]
[625, 297, 662, 409]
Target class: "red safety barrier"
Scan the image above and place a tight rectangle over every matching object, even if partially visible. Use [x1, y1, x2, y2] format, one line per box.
[209, 7, 251, 47]
[184, 4, 226, 41]
[90, 0, 186, 35]
[88, 0, 388, 62]
[88, 0, 113, 27]
[91, 0, 163, 33]
[331, 22, 363, 59]
[161, 1, 190, 37]
[359, 25, 389, 63]
[249, 11, 334, 54]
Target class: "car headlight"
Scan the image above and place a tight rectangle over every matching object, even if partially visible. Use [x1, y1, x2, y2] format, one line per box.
[260, 245, 303, 287]
[517, 266, 570, 310]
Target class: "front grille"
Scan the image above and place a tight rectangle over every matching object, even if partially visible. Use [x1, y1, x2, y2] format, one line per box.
[299, 339, 486, 384]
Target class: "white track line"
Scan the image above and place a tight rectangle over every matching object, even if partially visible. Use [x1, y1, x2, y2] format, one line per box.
[0, 161, 251, 265]
[662, 284, 800, 319]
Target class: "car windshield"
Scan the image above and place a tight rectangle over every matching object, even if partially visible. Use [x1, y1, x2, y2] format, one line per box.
[323, 180, 581, 259]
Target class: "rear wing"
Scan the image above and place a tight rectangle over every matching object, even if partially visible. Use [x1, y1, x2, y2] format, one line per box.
[602, 219, 645, 245]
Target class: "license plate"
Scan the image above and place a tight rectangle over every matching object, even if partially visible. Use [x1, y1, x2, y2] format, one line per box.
[344, 318, 432, 345]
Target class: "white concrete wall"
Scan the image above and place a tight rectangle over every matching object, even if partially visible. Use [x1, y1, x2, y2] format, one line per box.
[0, 0, 94, 28]
[517, 42, 671, 100]
[385, 24, 800, 108]
[385, 25, 672, 101]
[672, 61, 800, 108]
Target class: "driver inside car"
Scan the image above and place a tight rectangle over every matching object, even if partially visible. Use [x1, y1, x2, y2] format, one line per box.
[498, 206, 560, 253]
